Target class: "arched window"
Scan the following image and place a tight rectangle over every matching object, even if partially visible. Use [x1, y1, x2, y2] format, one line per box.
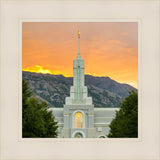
[75, 112, 83, 128]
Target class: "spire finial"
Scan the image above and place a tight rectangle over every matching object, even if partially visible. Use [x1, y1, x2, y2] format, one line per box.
[77, 29, 81, 59]
[78, 29, 80, 38]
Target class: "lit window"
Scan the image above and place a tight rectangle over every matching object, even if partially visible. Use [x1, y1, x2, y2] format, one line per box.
[75, 112, 83, 128]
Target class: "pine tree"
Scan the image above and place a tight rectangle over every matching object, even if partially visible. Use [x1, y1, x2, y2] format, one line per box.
[107, 91, 138, 138]
[22, 79, 58, 138]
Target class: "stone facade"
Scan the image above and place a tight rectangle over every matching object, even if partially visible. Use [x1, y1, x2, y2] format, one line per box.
[49, 30, 119, 138]
[50, 108, 119, 138]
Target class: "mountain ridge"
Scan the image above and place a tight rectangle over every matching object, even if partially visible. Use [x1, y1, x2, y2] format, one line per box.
[23, 71, 137, 108]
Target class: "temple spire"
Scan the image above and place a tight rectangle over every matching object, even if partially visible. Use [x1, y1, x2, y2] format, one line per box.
[77, 29, 81, 59]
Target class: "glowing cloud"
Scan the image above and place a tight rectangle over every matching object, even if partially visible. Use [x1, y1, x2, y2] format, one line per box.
[22, 22, 138, 88]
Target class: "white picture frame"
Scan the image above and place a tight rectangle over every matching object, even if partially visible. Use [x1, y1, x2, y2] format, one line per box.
[0, 0, 159, 160]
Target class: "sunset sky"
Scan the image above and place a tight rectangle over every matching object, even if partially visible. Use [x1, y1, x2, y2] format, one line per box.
[22, 22, 138, 88]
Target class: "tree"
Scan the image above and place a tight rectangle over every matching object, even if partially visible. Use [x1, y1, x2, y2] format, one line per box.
[22, 79, 58, 138]
[107, 91, 138, 138]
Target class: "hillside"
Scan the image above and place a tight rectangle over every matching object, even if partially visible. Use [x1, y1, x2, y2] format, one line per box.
[22, 71, 137, 108]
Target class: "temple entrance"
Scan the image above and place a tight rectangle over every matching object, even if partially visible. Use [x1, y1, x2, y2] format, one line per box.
[74, 132, 83, 138]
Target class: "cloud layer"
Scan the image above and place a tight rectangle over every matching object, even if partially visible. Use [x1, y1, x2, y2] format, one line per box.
[22, 22, 138, 88]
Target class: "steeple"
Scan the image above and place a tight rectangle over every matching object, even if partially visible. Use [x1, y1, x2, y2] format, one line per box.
[77, 29, 81, 59]
[64, 30, 93, 105]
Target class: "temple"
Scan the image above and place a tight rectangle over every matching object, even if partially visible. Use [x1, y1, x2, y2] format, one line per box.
[49, 30, 119, 138]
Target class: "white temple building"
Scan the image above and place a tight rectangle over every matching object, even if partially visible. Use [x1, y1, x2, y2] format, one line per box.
[50, 30, 119, 138]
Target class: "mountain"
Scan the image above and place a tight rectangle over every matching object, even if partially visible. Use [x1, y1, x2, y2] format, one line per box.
[85, 75, 136, 97]
[22, 71, 137, 108]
